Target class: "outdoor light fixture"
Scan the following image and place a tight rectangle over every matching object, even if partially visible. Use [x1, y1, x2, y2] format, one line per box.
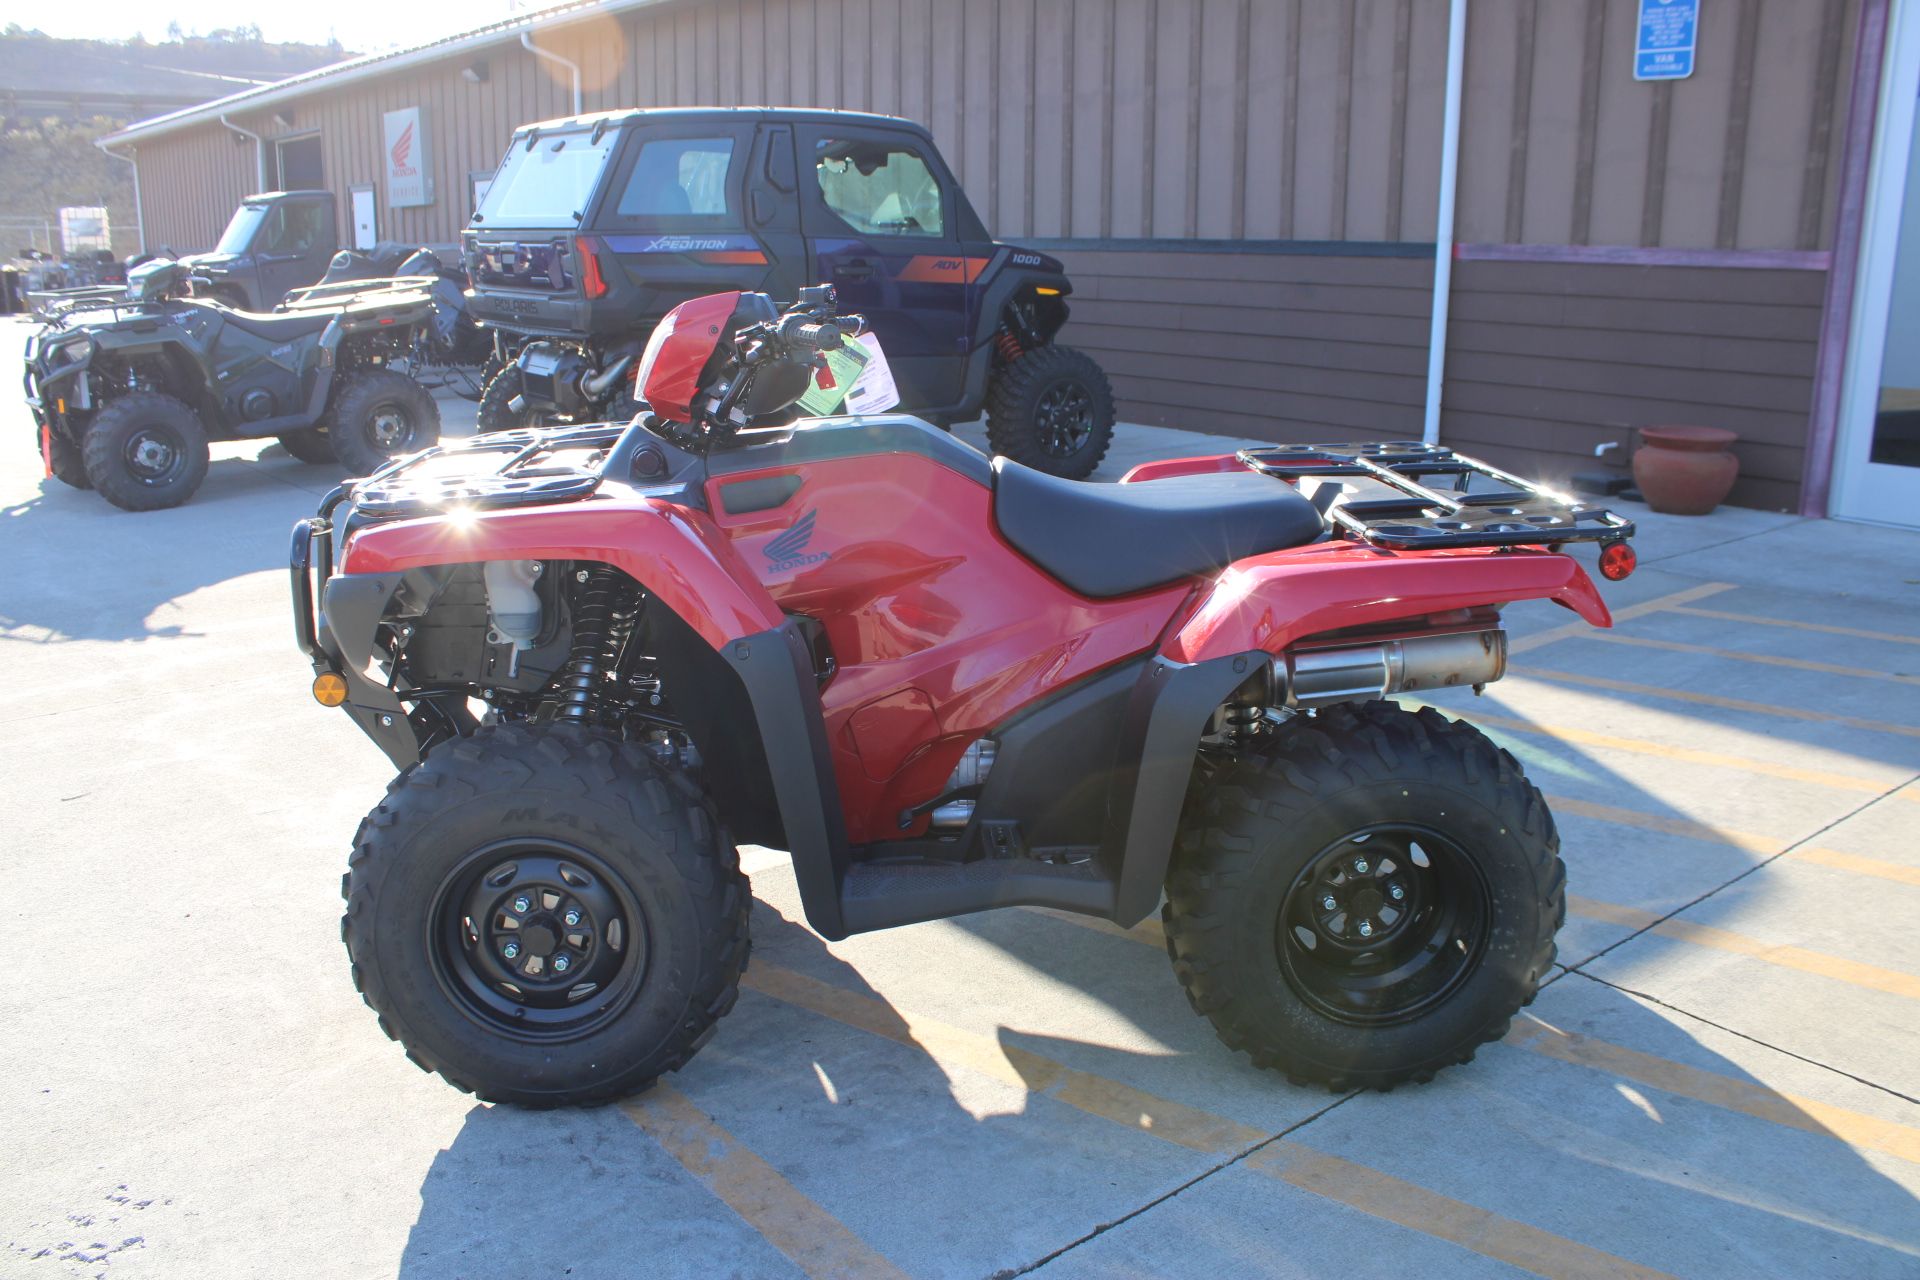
[462, 61, 490, 84]
[273, 111, 294, 128]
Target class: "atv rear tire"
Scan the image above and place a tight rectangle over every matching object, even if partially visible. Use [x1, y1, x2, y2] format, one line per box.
[340, 723, 750, 1107]
[328, 369, 440, 477]
[276, 428, 336, 465]
[475, 366, 552, 433]
[985, 344, 1115, 480]
[1164, 701, 1564, 1091]
[46, 431, 91, 489]
[81, 393, 210, 511]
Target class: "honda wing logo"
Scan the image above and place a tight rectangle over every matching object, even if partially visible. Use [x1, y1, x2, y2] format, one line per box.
[390, 122, 415, 173]
[764, 510, 829, 571]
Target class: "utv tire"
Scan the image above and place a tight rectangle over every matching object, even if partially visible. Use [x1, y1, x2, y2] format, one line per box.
[1164, 701, 1564, 1091]
[476, 366, 550, 433]
[985, 344, 1115, 480]
[81, 393, 210, 511]
[46, 430, 92, 489]
[276, 428, 337, 465]
[340, 723, 750, 1107]
[328, 369, 440, 477]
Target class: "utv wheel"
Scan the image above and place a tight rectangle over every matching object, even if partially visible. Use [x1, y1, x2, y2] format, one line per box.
[475, 366, 552, 433]
[276, 428, 337, 465]
[340, 723, 750, 1107]
[985, 344, 1115, 480]
[46, 430, 92, 489]
[328, 369, 440, 477]
[81, 392, 210, 511]
[1165, 701, 1564, 1091]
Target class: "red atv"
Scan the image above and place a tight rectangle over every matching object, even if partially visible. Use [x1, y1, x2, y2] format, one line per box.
[291, 287, 1634, 1107]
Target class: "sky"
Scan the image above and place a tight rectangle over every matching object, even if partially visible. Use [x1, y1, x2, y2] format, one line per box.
[18, 0, 538, 54]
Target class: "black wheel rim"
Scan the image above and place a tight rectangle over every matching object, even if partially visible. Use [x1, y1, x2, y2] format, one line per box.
[364, 400, 423, 454]
[123, 425, 188, 486]
[1274, 823, 1491, 1027]
[429, 839, 650, 1044]
[1035, 379, 1095, 457]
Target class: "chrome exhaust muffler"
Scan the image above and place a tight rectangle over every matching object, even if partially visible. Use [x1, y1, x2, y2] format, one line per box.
[1278, 629, 1507, 710]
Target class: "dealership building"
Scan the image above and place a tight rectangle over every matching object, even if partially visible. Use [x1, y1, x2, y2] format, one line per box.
[101, 0, 1920, 524]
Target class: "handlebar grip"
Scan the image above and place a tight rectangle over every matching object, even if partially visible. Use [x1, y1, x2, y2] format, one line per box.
[784, 320, 844, 352]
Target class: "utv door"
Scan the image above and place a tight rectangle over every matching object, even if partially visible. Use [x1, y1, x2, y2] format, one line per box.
[252, 198, 335, 307]
[589, 123, 786, 330]
[796, 125, 983, 413]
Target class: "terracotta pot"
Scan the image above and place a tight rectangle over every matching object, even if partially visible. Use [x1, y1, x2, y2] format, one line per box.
[1632, 425, 1740, 516]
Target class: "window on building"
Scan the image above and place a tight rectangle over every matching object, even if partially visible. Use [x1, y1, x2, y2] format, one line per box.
[813, 140, 945, 238]
[614, 137, 737, 222]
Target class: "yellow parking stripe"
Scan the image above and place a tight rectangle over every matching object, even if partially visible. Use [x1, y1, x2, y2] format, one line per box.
[1566, 896, 1920, 1001]
[1033, 907, 1920, 1160]
[1665, 605, 1920, 647]
[1511, 668, 1920, 741]
[1452, 708, 1897, 798]
[744, 964, 1673, 1280]
[1505, 1018, 1920, 1166]
[1508, 582, 1734, 655]
[621, 1086, 909, 1280]
[1577, 631, 1920, 687]
[1541, 794, 1919, 887]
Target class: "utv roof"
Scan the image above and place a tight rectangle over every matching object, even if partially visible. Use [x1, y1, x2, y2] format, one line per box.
[239, 191, 333, 202]
[510, 106, 932, 138]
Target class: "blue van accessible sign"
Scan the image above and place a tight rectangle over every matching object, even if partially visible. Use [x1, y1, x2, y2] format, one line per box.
[1635, 0, 1699, 81]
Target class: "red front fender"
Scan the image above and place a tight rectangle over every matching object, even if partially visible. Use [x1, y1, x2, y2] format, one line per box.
[337, 494, 784, 650]
[1161, 543, 1612, 665]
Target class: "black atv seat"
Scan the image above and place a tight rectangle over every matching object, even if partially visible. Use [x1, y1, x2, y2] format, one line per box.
[992, 458, 1326, 598]
[219, 309, 336, 341]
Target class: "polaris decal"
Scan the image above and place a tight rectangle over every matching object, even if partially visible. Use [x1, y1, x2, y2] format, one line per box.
[764, 509, 830, 571]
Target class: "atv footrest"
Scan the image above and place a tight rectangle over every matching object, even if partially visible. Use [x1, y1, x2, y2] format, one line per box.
[1238, 441, 1634, 551]
[840, 857, 1112, 934]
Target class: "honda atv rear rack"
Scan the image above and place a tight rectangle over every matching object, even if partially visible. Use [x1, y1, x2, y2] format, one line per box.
[347, 423, 626, 519]
[1238, 441, 1634, 551]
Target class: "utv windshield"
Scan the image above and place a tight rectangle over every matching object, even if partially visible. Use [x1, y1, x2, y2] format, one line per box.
[213, 203, 270, 255]
[474, 128, 619, 228]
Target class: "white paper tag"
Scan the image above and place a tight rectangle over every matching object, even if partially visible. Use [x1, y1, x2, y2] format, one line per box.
[842, 332, 901, 415]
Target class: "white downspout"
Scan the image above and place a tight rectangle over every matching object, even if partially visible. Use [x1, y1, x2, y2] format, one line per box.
[95, 139, 146, 256]
[522, 32, 583, 116]
[220, 114, 268, 192]
[1422, 0, 1470, 446]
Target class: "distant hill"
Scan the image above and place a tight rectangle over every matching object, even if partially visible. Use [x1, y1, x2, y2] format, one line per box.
[0, 28, 353, 258]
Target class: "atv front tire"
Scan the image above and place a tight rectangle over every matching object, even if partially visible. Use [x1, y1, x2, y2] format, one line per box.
[81, 393, 210, 511]
[985, 344, 1115, 480]
[1165, 701, 1564, 1091]
[341, 723, 750, 1107]
[328, 369, 440, 477]
[46, 430, 92, 489]
[276, 428, 337, 465]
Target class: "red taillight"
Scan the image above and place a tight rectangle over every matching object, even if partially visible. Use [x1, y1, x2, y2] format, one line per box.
[576, 236, 609, 299]
[1599, 541, 1637, 581]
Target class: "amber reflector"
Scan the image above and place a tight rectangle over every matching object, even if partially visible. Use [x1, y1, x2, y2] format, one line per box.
[312, 672, 349, 707]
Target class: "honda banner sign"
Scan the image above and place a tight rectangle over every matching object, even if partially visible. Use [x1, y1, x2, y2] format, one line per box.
[383, 107, 433, 208]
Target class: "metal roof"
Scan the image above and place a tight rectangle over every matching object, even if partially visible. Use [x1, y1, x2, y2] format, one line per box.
[101, 0, 674, 147]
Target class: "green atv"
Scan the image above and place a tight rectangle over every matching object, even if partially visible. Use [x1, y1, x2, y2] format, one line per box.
[24, 258, 441, 511]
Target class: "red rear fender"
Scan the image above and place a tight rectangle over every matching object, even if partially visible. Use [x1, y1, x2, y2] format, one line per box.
[337, 496, 784, 649]
[1162, 543, 1611, 665]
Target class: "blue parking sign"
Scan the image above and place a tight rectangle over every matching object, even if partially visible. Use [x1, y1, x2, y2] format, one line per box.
[1636, 0, 1699, 80]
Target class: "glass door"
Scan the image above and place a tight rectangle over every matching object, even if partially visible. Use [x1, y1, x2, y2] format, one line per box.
[1838, 3, 1920, 527]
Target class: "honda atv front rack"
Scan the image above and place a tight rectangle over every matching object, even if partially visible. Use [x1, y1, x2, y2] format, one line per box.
[348, 423, 626, 519]
[1238, 441, 1634, 551]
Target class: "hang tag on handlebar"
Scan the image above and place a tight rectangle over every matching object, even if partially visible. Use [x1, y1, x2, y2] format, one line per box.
[814, 360, 837, 391]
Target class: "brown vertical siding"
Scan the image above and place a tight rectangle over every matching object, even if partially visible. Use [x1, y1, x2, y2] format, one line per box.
[1045, 246, 1433, 444]
[1440, 259, 1827, 511]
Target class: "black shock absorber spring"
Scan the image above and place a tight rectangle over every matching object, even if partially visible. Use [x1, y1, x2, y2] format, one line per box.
[552, 566, 625, 722]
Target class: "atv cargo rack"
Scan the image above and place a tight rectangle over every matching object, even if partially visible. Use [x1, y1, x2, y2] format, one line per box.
[346, 422, 625, 519]
[278, 275, 440, 314]
[1238, 441, 1634, 551]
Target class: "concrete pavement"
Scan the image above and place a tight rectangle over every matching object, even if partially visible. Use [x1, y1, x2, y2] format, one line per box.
[2, 326, 1916, 1277]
